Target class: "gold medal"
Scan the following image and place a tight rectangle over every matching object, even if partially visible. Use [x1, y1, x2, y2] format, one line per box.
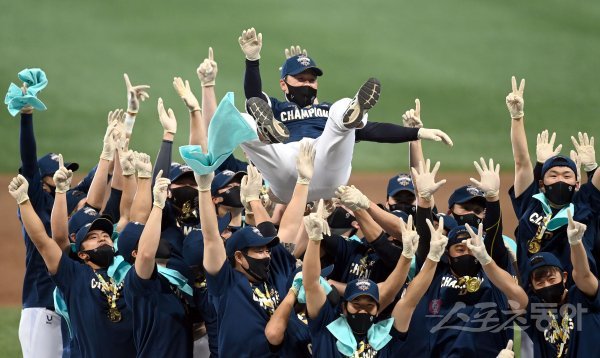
[108, 307, 122, 322]
[528, 240, 540, 254]
[466, 277, 481, 293]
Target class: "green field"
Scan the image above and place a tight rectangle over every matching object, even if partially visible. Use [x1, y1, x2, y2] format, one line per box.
[1, 0, 599, 173]
[0, 307, 21, 358]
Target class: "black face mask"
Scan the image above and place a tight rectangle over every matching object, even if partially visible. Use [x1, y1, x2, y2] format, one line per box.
[218, 186, 243, 208]
[346, 311, 375, 335]
[543, 181, 575, 207]
[82, 244, 115, 268]
[285, 82, 317, 108]
[170, 186, 199, 224]
[453, 213, 482, 227]
[242, 253, 271, 282]
[450, 254, 481, 277]
[535, 281, 566, 304]
[389, 203, 416, 215]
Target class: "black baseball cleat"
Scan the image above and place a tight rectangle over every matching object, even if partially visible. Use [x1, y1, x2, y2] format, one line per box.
[247, 97, 290, 144]
[341, 77, 381, 129]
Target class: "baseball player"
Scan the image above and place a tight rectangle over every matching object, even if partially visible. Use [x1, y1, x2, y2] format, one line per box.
[235, 27, 453, 203]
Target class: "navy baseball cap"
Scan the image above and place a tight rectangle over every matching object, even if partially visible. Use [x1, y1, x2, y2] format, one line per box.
[210, 170, 246, 196]
[447, 225, 471, 247]
[528, 252, 564, 273]
[434, 213, 458, 233]
[225, 226, 279, 258]
[280, 54, 323, 80]
[390, 209, 409, 222]
[116, 222, 145, 264]
[66, 189, 87, 215]
[169, 162, 195, 183]
[387, 174, 415, 197]
[448, 185, 485, 208]
[541, 155, 578, 179]
[75, 216, 114, 252]
[68, 205, 99, 236]
[327, 207, 356, 234]
[33, 153, 79, 177]
[344, 278, 379, 305]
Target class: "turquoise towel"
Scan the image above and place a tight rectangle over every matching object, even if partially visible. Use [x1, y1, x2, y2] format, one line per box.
[4, 68, 48, 116]
[180, 92, 258, 175]
[291, 272, 333, 304]
[532, 193, 574, 231]
[326, 315, 394, 355]
[53, 288, 73, 338]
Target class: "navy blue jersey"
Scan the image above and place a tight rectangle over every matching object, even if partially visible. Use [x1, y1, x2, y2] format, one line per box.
[404, 264, 514, 357]
[328, 237, 393, 284]
[308, 301, 406, 357]
[124, 266, 193, 358]
[510, 182, 600, 284]
[51, 254, 135, 358]
[268, 96, 332, 142]
[281, 310, 313, 357]
[206, 244, 295, 357]
[523, 280, 600, 358]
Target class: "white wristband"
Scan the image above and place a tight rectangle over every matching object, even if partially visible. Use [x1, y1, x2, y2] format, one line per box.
[124, 114, 136, 135]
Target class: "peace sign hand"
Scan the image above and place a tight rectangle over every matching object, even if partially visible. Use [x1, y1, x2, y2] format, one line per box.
[399, 215, 420, 259]
[463, 223, 492, 266]
[426, 217, 448, 262]
[505, 76, 525, 119]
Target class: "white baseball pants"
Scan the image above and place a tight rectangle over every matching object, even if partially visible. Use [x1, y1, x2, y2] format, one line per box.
[19, 307, 63, 358]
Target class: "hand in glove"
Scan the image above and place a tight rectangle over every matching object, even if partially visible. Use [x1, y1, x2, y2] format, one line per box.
[238, 27, 262, 61]
[285, 45, 308, 59]
[134, 151, 153, 179]
[569, 150, 582, 181]
[241, 164, 263, 212]
[426, 217, 448, 262]
[118, 140, 136, 176]
[567, 208, 587, 246]
[152, 170, 171, 209]
[410, 159, 446, 201]
[124, 73, 150, 114]
[157, 98, 177, 134]
[303, 199, 331, 241]
[505, 76, 525, 119]
[571, 132, 597, 172]
[197, 47, 218, 87]
[399, 215, 419, 259]
[296, 139, 316, 185]
[173, 77, 200, 112]
[497, 340, 514, 358]
[100, 118, 120, 161]
[417, 128, 453, 146]
[536, 130, 562, 163]
[470, 157, 500, 198]
[334, 185, 370, 211]
[463, 223, 492, 266]
[53, 154, 73, 193]
[402, 99, 424, 128]
[8, 174, 30, 204]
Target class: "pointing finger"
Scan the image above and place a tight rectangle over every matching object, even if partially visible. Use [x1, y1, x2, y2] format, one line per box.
[58, 154, 64, 168]
[124, 73, 132, 89]
[208, 47, 214, 61]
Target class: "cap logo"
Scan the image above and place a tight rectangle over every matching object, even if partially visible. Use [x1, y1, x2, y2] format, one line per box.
[466, 186, 481, 196]
[397, 174, 412, 186]
[83, 207, 97, 216]
[345, 213, 351, 219]
[222, 170, 235, 177]
[251, 227, 263, 237]
[356, 279, 371, 291]
[297, 55, 311, 67]
[180, 165, 192, 172]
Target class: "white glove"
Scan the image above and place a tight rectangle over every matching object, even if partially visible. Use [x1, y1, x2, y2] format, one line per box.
[497, 340, 514, 358]
[417, 128, 453, 146]
[241, 164, 263, 212]
[505, 76, 525, 119]
[195, 172, 214, 192]
[402, 99, 424, 128]
[536, 130, 562, 163]
[157, 98, 177, 134]
[134, 152, 152, 179]
[152, 170, 171, 209]
[399, 215, 419, 259]
[571, 132, 597, 172]
[53, 154, 73, 194]
[303, 199, 331, 241]
[197, 47, 218, 87]
[569, 150, 582, 182]
[469, 157, 500, 198]
[8, 174, 30, 204]
[100, 119, 119, 161]
[296, 139, 316, 185]
[124, 73, 150, 114]
[173, 77, 200, 112]
[567, 208, 587, 246]
[285, 45, 307, 59]
[410, 159, 446, 201]
[118, 140, 136, 177]
[334, 185, 370, 211]
[463, 223, 492, 266]
[426, 217, 448, 262]
[238, 27, 262, 61]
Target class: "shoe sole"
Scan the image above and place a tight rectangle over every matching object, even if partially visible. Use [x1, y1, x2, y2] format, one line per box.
[247, 97, 290, 144]
[342, 78, 381, 129]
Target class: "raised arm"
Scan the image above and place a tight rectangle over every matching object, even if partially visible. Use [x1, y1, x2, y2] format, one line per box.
[18, 107, 45, 207]
[571, 132, 600, 190]
[9, 175, 62, 274]
[265, 290, 297, 347]
[196, 171, 224, 275]
[123, 73, 150, 139]
[302, 200, 330, 319]
[152, 98, 177, 183]
[464, 223, 528, 311]
[129, 152, 153, 224]
[50, 155, 72, 251]
[567, 209, 598, 297]
[507, 76, 534, 197]
[135, 171, 170, 279]
[172, 77, 203, 148]
[239, 27, 266, 101]
[198, 47, 218, 128]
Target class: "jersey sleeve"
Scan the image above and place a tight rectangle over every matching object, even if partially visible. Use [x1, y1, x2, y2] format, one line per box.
[50, 253, 80, 296]
[125, 265, 161, 296]
[269, 243, 296, 279]
[509, 181, 538, 218]
[307, 298, 337, 333]
[570, 281, 600, 310]
[206, 261, 235, 297]
[355, 122, 419, 143]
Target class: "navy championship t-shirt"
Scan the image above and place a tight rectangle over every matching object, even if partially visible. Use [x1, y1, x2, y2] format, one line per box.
[51, 254, 135, 358]
[268, 96, 332, 142]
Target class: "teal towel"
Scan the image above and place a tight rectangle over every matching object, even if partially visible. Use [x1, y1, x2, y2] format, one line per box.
[532, 193, 574, 231]
[291, 272, 333, 304]
[326, 315, 394, 355]
[180, 92, 258, 175]
[5, 68, 48, 116]
[53, 288, 73, 339]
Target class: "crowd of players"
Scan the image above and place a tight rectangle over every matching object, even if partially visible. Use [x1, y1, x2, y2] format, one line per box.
[8, 27, 600, 358]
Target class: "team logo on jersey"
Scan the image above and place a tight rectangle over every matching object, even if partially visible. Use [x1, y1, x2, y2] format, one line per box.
[466, 186, 483, 196]
[429, 299, 442, 315]
[297, 55, 311, 67]
[397, 174, 412, 186]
